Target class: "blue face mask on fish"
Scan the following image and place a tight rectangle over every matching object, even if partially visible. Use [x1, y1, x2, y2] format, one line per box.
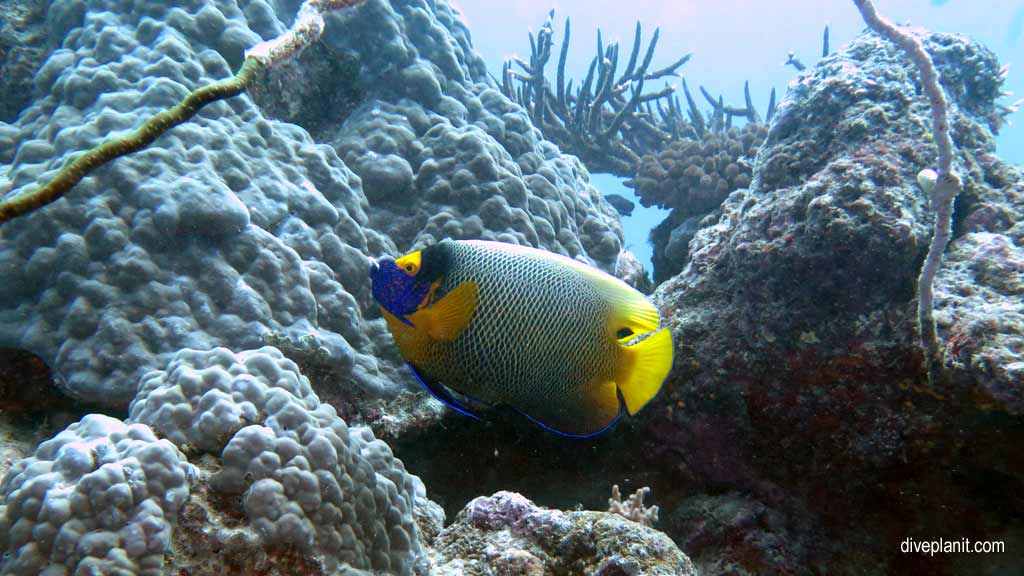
[369, 252, 434, 326]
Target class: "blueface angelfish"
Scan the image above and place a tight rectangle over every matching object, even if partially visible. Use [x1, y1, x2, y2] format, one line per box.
[369, 239, 673, 437]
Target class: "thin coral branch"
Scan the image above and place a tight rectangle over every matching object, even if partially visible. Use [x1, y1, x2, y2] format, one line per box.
[607, 484, 659, 527]
[0, 0, 366, 225]
[852, 0, 962, 382]
[0, 58, 265, 224]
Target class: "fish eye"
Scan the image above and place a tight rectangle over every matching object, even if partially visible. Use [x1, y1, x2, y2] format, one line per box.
[395, 251, 422, 276]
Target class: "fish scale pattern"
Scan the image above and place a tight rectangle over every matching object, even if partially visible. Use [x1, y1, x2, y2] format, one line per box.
[420, 241, 623, 434]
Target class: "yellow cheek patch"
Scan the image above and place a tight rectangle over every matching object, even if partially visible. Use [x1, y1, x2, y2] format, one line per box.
[395, 250, 422, 276]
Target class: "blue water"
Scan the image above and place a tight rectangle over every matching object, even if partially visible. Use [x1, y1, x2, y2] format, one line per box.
[591, 174, 669, 274]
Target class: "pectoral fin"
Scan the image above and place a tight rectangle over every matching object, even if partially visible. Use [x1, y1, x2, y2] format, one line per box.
[407, 281, 479, 342]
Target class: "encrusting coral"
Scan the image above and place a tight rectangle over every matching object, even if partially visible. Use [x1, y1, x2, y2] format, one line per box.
[429, 491, 693, 575]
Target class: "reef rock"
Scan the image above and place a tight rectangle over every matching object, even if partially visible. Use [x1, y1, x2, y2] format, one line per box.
[0, 0, 48, 122]
[0, 0, 628, 409]
[428, 491, 696, 576]
[648, 30, 1023, 572]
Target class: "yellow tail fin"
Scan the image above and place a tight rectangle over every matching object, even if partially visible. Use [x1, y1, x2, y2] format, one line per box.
[616, 328, 674, 415]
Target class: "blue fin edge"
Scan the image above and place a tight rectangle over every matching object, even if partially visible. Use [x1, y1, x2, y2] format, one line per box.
[406, 362, 480, 420]
[513, 397, 624, 439]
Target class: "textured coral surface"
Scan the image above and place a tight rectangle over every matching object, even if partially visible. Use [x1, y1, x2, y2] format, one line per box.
[0, 0, 629, 408]
[0, 415, 194, 575]
[1, 347, 437, 575]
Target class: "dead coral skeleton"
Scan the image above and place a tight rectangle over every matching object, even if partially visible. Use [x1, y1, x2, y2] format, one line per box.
[607, 484, 660, 527]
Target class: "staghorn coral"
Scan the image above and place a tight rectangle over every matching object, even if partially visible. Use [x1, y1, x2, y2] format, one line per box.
[784, 24, 831, 72]
[500, 11, 771, 178]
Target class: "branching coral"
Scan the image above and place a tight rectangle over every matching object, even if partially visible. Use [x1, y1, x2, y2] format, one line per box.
[851, 0, 962, 382]
[500, 11, 771, 177]
[0, 0, 366, 225]
[607, 484, 660, 527]
[785, 25, 831, 71]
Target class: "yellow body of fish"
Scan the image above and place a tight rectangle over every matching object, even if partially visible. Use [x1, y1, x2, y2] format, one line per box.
[377, 239, 673, 437]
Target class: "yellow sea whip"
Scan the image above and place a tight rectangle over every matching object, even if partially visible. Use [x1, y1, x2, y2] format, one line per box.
[0, 0, 365, 224]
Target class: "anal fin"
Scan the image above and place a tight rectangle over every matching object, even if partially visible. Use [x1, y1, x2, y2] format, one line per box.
[407, 362, 480, 420]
